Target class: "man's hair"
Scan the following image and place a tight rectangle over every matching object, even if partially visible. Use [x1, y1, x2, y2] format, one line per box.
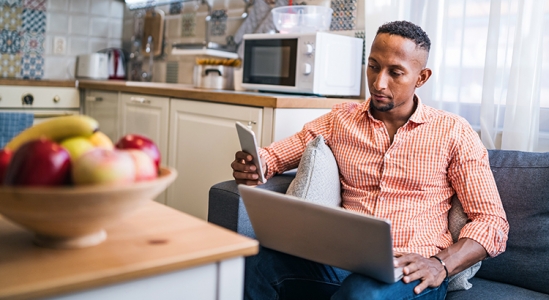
[377, 21, 431, 52]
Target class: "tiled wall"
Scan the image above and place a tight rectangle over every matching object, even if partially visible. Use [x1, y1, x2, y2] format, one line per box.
[0, 0, 125, 80]
[128, 0, 365, 84]
[0, 0, 47, 79]
[45, 0, 125, 79]
[1, 0, 364, 81]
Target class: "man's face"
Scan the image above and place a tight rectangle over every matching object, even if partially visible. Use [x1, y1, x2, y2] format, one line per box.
[367, 33, 429, 112]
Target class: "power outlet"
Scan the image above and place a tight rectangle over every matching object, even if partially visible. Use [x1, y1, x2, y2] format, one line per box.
[53, 36, 67, 55]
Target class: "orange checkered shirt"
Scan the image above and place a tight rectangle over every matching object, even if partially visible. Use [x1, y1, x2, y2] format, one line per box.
[259, 98, 509, 258]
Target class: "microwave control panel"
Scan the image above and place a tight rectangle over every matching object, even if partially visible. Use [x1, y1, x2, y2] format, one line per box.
[297, 36, 316, 86]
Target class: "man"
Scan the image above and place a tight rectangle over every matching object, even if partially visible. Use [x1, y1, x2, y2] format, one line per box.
[231, 21, 509, 299]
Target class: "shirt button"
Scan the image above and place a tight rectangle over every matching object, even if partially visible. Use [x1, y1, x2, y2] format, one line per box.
[385, 154, 390, 159]
[379, 197, 385, 201]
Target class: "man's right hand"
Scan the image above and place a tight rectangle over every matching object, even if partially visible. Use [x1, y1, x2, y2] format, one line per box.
[231, 151, 266, 185]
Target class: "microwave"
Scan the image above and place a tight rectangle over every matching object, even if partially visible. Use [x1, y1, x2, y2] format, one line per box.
[241, 32, 363, 96]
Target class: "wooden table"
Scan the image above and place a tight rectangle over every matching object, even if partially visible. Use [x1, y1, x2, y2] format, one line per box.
[0, 201, 258, 300]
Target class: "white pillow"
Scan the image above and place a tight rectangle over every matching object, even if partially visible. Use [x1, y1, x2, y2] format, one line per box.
[286, 135, 341, 207]
[447, 195, 482, 291]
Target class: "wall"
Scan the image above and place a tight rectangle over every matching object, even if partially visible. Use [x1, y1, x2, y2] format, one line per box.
[45, 0, 125, 79]
[0, 0, 125, 80]
[125, 0, 366, 89]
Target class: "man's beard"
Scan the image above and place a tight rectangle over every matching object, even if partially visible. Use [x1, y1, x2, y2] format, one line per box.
[371, 101, 394, 112]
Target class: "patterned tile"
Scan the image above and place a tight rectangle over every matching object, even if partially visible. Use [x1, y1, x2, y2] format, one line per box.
[0, 29, 21, 54]
[181, 12, 196, 37]
[22, 8, 45, 33]
[21, 31, 43, 54]
[0, 53, 21, 78]
[209, 9, 227, 37]
[354, 30, 365, 65]
[0, 0, 22, 7]
[20, 52, 43, 79]
[169, 1, 182, 15]
[330, 0, 357, 31]
[0, 6, 23, 31]
[23, 0, 46, 11]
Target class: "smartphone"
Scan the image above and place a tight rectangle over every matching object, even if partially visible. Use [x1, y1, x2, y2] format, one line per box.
[235, 121, 266, 183]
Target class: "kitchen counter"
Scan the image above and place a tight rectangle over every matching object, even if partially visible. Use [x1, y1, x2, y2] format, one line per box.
[78, 80, 364, 109]
[0, 201, 258, 300]
[0, 79, 363, 109]
[0, 79, 76, 88]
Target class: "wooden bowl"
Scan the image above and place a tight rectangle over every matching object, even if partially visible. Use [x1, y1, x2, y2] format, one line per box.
[0, 167, 177, 249]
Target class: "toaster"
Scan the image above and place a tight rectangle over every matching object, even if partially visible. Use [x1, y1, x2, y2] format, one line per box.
[76, 53, 109, 79]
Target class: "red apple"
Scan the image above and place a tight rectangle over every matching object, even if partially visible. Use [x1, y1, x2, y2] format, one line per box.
[116, 134, 161, 171]
[72, 148, 136, 185]
[4, 138, 71, 186]
[126, 149, 157, 181]
[0, 148, 13, 184]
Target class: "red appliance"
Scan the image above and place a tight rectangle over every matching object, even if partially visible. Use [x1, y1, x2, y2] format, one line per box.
[106, 48, 127, 80]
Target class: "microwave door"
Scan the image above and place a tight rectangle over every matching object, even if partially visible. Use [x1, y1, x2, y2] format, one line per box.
[243, 39, 298, 87]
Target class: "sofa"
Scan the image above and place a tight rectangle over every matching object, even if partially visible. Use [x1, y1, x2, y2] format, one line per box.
[208, 149, 549, 299]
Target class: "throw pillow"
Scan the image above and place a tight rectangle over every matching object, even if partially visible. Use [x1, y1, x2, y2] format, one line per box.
[447, 194, 482, 292]
[286, 135, 341, 207]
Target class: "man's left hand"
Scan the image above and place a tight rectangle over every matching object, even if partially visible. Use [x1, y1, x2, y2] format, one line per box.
[394, 252, 446, 294]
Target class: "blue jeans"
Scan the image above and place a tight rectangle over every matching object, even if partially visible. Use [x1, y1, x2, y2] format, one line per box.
[245, 246, 449, 300]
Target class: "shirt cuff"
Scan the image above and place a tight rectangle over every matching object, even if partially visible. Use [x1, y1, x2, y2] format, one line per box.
[459, 220, 508, 257]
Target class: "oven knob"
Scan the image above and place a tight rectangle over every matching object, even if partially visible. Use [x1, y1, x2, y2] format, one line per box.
[22, 93, 34, 105]
[53, 95, 61, 103]
[303, 63, 312, 75]
[304, 44, 314, 55]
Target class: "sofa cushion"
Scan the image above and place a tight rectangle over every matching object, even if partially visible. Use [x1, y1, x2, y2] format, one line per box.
[475, 150, 549, 294]
[286, 135, 341, 207]
[446, 277, 549, 300]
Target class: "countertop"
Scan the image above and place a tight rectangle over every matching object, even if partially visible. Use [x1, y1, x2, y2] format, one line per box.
[0, 79, 76, 88]
[78, 80, 364, 109]
[0, 79, 363, 109]
[0, 201, 258, 300]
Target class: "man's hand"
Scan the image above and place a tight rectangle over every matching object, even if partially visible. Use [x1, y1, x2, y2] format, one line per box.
[231, 151, 266, 185]
[394, 252, 446, 294]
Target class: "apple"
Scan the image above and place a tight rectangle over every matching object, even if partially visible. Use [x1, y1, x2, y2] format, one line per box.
[88, 131, 114, 150]
[116, 134, 161, 171]
[72, 148, 136, 185]
[4, 138, 71, 186]
[60, 136, 95, 161]
[0, 148, 13, 184]
[127, 149, 157, 181]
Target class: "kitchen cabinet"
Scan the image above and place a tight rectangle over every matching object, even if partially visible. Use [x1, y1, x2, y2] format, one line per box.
[167, 99, 264, 220]
[83, 90, 120, 142]
[120, 93, 170, 204]
[166, 99, 331, 220]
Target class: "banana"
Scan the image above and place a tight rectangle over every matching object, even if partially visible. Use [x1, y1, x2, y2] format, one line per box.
[5, 115, 99, 152]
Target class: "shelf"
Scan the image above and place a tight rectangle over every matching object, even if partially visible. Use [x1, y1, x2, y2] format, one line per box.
[171, 48, 239, 59]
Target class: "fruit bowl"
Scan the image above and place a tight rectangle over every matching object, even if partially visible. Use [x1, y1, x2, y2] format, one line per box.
[271, 5, 333, 34]
[0, 167, 177, 249]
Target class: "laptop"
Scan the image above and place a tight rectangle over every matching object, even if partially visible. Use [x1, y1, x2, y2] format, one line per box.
[238, 184, 404, 284]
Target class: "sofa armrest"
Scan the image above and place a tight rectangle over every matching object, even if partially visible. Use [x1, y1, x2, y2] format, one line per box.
[208, 172, 296, 236]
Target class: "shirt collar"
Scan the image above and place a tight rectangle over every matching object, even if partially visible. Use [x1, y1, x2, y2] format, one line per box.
[362, 95, 429, 125]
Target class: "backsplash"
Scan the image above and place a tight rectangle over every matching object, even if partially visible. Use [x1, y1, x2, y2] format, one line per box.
[128, 0, 366, 84]
[0, 0, 47, 79]
[1, 0, 365, 82]
[0, 0, 125, 80]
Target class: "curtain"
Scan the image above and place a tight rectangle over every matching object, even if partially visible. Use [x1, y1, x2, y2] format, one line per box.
[363, 0, 549, 152]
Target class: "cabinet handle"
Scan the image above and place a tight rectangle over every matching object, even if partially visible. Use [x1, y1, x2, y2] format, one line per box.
[130, 97, 151, 104]
[86, 96, 103, 102]
[247, 121, 257, 128]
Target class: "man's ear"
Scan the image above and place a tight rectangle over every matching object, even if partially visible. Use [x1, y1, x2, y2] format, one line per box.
[415, 68, 432, 88]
